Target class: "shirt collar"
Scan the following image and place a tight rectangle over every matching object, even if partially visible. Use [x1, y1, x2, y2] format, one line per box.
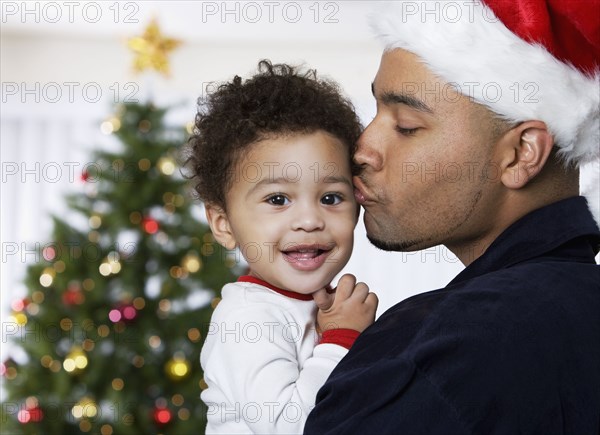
[449, 196, 600, 286]
[237, 275, 314, 301]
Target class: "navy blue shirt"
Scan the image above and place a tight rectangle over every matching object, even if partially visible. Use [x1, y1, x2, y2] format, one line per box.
[306, 197, 600, 434]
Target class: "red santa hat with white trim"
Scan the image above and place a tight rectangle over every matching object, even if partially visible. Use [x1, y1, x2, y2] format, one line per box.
[370, 0, 600, 222]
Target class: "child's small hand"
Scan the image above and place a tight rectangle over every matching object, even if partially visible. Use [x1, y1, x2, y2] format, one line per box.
[313, 274, 378, 333]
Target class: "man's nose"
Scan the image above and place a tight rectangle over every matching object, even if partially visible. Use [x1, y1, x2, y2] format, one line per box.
[354, 121, 384, 172]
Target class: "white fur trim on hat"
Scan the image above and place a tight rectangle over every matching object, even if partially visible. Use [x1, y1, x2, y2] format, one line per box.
[370, 0, 600, 167]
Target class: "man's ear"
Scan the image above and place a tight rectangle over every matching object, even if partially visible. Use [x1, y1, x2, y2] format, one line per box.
[498, 120, 554, 189]
[205, 205, 237, 250]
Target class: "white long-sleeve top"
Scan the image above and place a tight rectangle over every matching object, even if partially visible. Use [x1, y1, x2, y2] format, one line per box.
[200, 276, 357, 434]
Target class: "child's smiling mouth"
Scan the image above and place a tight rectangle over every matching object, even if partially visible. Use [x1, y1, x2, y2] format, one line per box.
[281, 244, 334, 271]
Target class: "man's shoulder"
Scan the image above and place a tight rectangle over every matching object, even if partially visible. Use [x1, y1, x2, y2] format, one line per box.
[319, 260, 600, 433]
[351, 258, 600, 369]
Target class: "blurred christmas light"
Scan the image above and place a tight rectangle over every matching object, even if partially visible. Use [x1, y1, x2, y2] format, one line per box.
[122, 306, 137, 321]
[158, 299, 171, 313]
[12, 312, 28, 326]
[97, 325, 110, 337]
[132, 355, 145, 368]
[42, 246, 56, 261]
[11, 298, 28, 312]
[108, 309, 122, 323]
[32, 291, 44, 303]
[133, 297, 146, 310]
[39, 268, 55, 287]
[17, 397, 44, 424]
[88, 231, 100, 243]
[182, 253, 202, 273]
[165, 353, 190, 380]
[153, 406, 172, 425]
[169, 266, 184, 279]
[60, 318, 73, 331]
[53, 260, 66, 273]
[99, 263, 112, 276]
[142, 217, 159, 234]
[63, 346, 88, 373]
[111, 378, 124, 391]
[138, 158, 151, 171]
[101, 121, 114, 135]
[157, 157, 175, 175]
[171, 394, 184, 406]
[49, 360, 61, 373]
[138, 119, 152, 132]
[82, 339, 95, 352]
[25, 303, 39, 315]
[89, 215, 102, 229]
[40, 356, 53, 368]
[82, 279, 95, 291]
[71, 397, 98, 419]
[187, 328, 201, 342]
[148, 336, 161, 349]
[100, 117, 121, 135]
[63, 286, 85, 305]
[129, 211, 142, 224]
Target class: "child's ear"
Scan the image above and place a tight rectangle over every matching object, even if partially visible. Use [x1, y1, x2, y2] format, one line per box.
[205, 205, 237, 250]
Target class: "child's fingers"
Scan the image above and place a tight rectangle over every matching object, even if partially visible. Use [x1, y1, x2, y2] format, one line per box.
[365, 292, 379, 310]
[334, 274, 357, 301]
[313, 287, 335, 312]
[349, 282, 370, 302]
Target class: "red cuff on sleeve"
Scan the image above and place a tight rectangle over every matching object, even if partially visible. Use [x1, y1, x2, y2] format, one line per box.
[319, 329, 360, 350]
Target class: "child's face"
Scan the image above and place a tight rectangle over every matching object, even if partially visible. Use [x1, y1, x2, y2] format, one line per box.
[207, 130, 357, 294]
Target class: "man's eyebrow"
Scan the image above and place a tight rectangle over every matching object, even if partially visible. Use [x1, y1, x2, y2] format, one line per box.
[371, 81, 433, 114]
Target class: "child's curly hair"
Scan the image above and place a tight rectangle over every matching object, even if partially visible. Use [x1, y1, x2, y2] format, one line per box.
[184, 59, 363, 210]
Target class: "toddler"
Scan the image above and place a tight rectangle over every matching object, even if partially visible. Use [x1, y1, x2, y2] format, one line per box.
[186, 60, 378, 434]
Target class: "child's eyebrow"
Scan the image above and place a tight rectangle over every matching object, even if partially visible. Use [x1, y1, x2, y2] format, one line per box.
[246, 174, 352, 197]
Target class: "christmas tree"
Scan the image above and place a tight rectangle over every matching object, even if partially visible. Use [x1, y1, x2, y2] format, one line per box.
[0, 100, 239, 434]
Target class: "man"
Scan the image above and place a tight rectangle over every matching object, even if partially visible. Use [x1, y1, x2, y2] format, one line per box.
[306, 1, 599, 433]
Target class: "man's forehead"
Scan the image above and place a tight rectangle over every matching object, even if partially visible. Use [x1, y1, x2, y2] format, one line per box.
[373, 50, 471, 112]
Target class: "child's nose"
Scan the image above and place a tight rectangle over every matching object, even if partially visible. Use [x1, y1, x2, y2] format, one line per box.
[292, 204, 325, 232]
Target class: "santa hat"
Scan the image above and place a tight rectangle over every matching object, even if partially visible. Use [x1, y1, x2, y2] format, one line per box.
[370, 0, 600, 167]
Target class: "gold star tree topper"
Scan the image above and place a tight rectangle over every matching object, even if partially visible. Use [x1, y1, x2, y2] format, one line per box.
[127, 19, 181, 76]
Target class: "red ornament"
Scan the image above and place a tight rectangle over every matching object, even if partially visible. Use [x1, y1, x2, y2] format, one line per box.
[153, 406, 172, 425]
[28, 406, 43, 422]
[80, 170, 89, 182]
[142, 217, 159, 234]
[17, 406, 43, 423]
[62, 287, 84, 306]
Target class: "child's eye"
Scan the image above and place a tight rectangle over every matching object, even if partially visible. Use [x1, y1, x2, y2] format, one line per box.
[321, 194, 342, 205]
[266, 194, 289, 206]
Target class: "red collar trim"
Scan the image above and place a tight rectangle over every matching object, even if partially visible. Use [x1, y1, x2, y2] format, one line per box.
[237, 275, 314, 301]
